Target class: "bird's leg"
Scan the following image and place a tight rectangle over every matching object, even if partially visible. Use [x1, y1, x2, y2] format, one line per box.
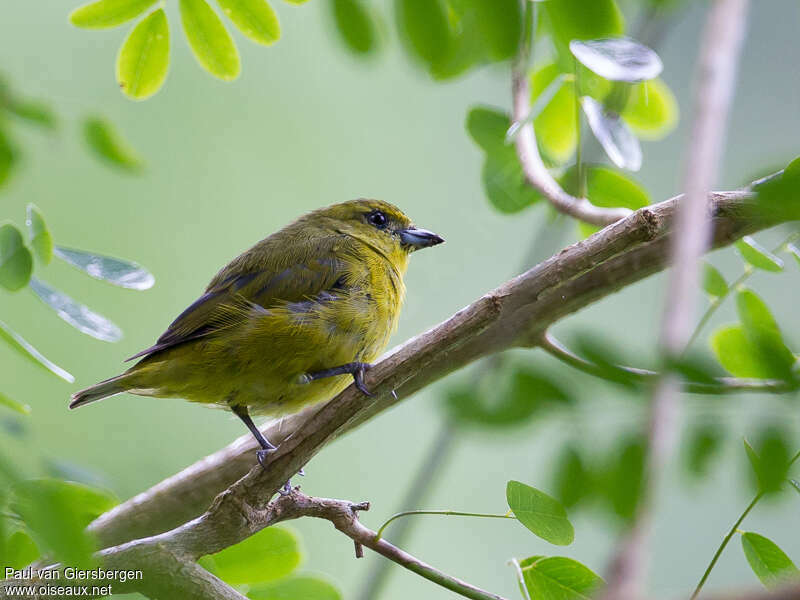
[232, 405, 276, 467]
[301, 362, 373, 396]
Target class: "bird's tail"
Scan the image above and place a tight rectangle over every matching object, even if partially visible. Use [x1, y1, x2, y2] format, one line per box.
[69, 374, 131, 409]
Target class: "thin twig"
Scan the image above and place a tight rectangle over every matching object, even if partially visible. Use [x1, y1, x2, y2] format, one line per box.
[375, 510, 515, 541]
[602, 2, 751, 598]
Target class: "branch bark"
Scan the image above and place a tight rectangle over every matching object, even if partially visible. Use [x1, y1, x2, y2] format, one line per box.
[602, 2, 751, 598]
[85, 187, 780, 553]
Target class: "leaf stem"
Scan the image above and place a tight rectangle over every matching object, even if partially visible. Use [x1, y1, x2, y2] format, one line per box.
[375, 510, 515, 541]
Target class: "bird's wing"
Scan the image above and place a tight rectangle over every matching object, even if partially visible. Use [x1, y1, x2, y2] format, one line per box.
[126, 237, 349, 361]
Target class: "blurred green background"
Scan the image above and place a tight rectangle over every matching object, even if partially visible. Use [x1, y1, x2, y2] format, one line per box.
[1, 1, 799, 598]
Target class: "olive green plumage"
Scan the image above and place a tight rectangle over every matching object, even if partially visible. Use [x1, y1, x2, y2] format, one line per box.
[70, 199, 443, 420]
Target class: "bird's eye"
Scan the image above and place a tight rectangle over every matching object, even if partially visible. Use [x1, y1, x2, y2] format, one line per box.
[367, 211, 388, 229]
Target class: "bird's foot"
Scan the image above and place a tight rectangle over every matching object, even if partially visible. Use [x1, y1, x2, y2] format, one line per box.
[301, 362, 374, 397]
[352, 363, 373, 397]
[278, 480, 295, 496]
[256, 448, 274, 468]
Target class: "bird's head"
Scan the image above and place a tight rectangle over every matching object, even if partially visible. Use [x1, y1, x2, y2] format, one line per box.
[310, 199, 444, 257]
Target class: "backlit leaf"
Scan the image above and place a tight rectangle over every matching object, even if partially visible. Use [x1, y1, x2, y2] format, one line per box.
[736, 237, 784, 272]
[29, 278, 123, 343]
[6, 100, 57, 129]
[0, 130, 19, 189]
[711, 326, 772, 379]
[0, 224, 33, 292]
[741, 532, 799, 588]
[0, 393, 31, 416]
[621, 78, 678, 140]
[520, 556, 604, 600]
[26, 204, 54, 264]
[116, 8, 170, 100]
[218, 0, 281, 46]
[54, 246, 155, 290]
[181, 0, 241, 80]
[330, 0, 376, 54]
[0, 320, 74, 382]
[570, 37, 662, 82]
[70, 0, 158, 29]
[702, 263, 728, 298]
[530, 64, 577, 164]
[735, 288, 795, 380]
[83, 117, 144, 172]
[744, 430, 792, 495]
[210, 526, 300, 584]
[506, 480, 574, 546]
[4, 529, 40, 569]
[581, 96, 642, 171]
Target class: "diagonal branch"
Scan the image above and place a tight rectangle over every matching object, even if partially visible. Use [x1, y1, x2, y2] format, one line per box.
[85, 186, 785, 553]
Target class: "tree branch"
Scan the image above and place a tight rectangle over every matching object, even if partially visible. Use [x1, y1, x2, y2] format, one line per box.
[82, 186, 783, 554]
[602, 1, 750, 598]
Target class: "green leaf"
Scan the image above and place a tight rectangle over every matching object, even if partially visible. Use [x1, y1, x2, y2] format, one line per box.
[552, 445, 594, 509]
[741, 532, 799, 588]
[711, 325, 771, 379]
[466, 106, 510, 154]
[395, 0, 452, 70]
[116, 8, 170, 100]
[519, 556, 604, 600]
[735, 288, 795, 380]
[683, 424, 723, 478]
[0, 224, 33, 292]
[54, 246, 155, 290]
[209, 526, 300, 584]
[5, 100, 57, 129]
[0, 392, 31, 416]
[467, 0, 522, 61]
[181, 0, 242, 80]
[26, 204, 53, 265]
[248, 575, 342, 600]
[753, 156, 800, 222]
[330, 0, 377, 54]
[0, 129, 19, 190]
[569, 38, 662, 82]
[570, 333, 644, 387]
[10, 479, 117, 568]
[544, 0, 624, 66]
[70, 0, 158, 29]
[482, 151, 541, 214]
[4, 529, 40, 569]
[83, 117, 144, 172]
[217, 0, 280, 46]
[29, 278, 123, 342]
[736, 237, 784, 272]
[744, 430, 792, 495]
[0, 320, 74, 382]
[506, 480, 574, 546]
[562, 165, 649, 237]
[530, 64, 577, 165]
[702, 263, 728, 298]
[621, 78, 678, 140]
[602, 434, 645, 522]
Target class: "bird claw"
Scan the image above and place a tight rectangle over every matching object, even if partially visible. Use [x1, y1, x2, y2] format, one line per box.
[278, 481, 294, 496]
[353, 363, 373, 397]
[256, 449, 273, 468]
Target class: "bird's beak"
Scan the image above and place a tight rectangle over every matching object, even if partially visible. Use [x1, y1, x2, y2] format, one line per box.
[398, 227, 445, 251]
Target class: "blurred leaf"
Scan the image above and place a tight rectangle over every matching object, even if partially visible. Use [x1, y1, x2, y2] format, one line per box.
[0, 320, 74, 382]
[4, 529, 40, 569]
[571, 333, 643, 388]
[506, 480, 574, 546]
[787, 244, 800, 268]
[744, 430, 792, 495]
[602, 434, 645, 522]
[741, 532, 799, 588]
[83, 117, 144, 172]
[116, 8, 170, 100]
[0, 224, 33, 292]
[570, 38, 662, 82]
[218, 0, 281, 46]
[282, 0, 309, 3]
[54, 246, 155, 289]
[180, 0, 241, 80]
[248, 575, 341, 600]
[581, 96, 642, 171]
[0, 393, 31, 416]
[683, 424, 723, 478]
[468, 0, 522, 61]
[666, 352, 722, 386]
[530, 64, 577, 164]
[711, 326, 771, 379]
[702, 263, 728, 298]
[330, 0, 377, 54]
[790, 479, 800, 496]
[10, 479, 117, 568]
[29, 278, 123, 343]
[5, 100, 57, 129]
[621, 78, 678, 140]
[519, 556, 604, 600]
[562, 165, 649, 237]
[70, 0, 158, 29]
[544, 0, 624, 67]
[736, 237, 784, 272]
[0, 130, 19, 189]
[466, 106, 509, 154]
[552, 445, 594, 509]
[210, 526, 300, 584]
[26, 204, 53, 265]
[394, 0, 452, 71]
[482, 151, 542, 214]
[735, 288, 795, 380]
[753, 156, 800, 221]
[44, 458, 110, 489]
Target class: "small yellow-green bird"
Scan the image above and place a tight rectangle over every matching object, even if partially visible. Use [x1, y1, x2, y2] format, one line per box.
[70, 199, 442, 477]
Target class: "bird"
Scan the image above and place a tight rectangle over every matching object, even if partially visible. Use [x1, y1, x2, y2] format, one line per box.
[70, 199, 443, 487]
